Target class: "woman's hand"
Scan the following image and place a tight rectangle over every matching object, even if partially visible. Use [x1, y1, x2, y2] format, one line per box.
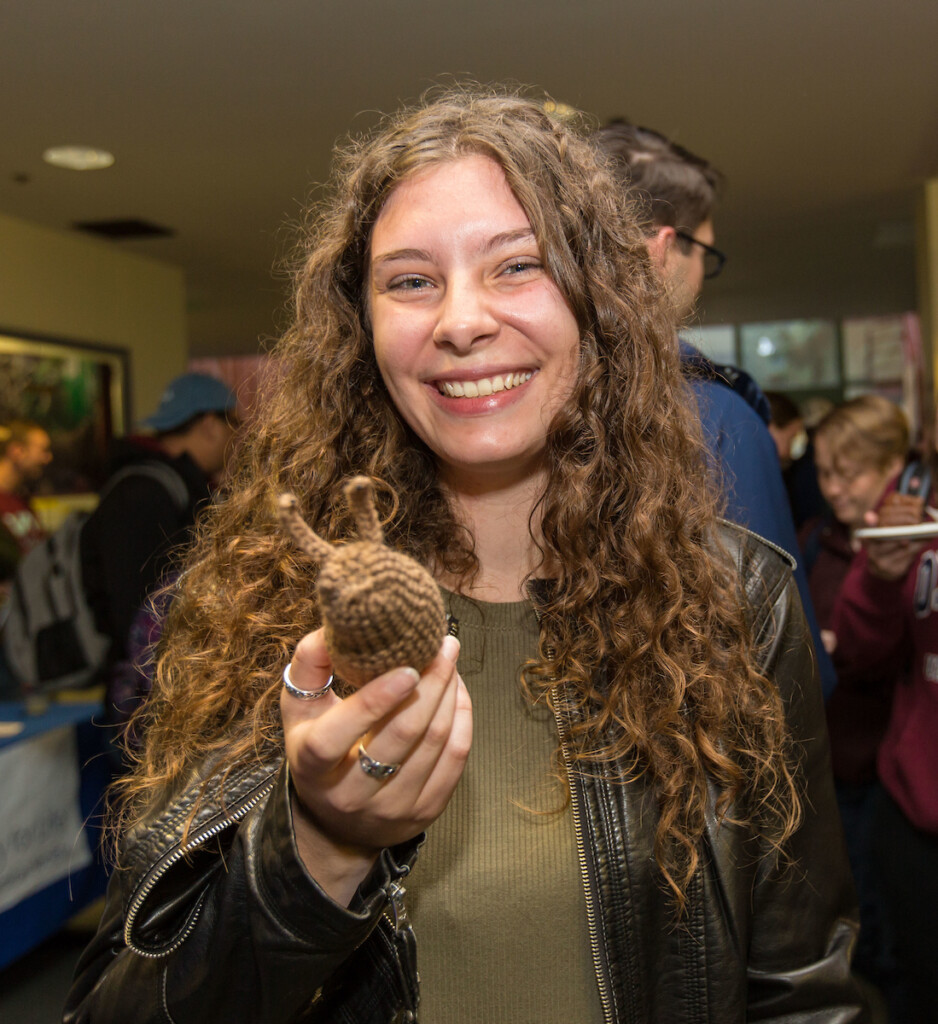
[861, 492, 926, 582]
[280, 628, 470, 906]
[820, 628, 838, 655]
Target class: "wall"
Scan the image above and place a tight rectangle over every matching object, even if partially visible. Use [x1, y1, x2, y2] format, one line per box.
[917, 178, 938, 407]
[0, 211, 186, 425]
[699, 210, 918, 328]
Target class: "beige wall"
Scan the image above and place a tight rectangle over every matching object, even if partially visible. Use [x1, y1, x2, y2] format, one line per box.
[917, 179, 938, 407]
[0, 211, 186, 425]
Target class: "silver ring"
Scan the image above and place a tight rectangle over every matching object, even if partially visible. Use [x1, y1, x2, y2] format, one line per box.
[283, 662, 334, 700]
[357, 742, 401, 780]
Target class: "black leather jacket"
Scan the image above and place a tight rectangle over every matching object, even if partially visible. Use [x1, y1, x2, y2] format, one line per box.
[64, 525, 867, 1023]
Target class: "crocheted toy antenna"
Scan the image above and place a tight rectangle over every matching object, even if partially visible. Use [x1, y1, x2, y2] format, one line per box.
[278, 476, 446, 687]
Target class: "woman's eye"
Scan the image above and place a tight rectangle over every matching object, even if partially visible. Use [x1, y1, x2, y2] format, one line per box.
[389, 275, 432, 291]
[503, 260, 541, 276]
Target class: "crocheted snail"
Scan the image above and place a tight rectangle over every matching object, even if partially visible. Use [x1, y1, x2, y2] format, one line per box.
[278, 476, 446, 687]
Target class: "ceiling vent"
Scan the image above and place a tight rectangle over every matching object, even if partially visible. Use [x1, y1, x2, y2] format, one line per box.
[74, 218, 174, 240]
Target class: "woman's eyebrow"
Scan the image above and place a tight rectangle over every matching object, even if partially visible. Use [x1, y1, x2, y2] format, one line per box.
[372, 230, 537, 268]
[480, 228, 537, 254]
[371, 247, 432, 267]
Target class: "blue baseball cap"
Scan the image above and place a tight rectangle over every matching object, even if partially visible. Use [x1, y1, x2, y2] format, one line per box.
[140, 373, 238, 431]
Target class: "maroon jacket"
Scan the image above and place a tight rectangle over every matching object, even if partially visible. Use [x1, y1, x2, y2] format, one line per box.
[832, 539, 938, 833]
[0, 491, 45, 555]
[800, 516, 894, 783]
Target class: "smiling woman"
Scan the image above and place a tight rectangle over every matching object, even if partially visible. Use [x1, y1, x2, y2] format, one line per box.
[64, 86, 866, 1024]
[813, 396, 908, 533]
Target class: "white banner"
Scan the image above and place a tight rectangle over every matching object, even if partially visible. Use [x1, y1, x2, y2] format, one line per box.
[0, 726, 92, 914]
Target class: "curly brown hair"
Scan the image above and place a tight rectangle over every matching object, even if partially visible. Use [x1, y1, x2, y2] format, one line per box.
[117, 85, 800, 908]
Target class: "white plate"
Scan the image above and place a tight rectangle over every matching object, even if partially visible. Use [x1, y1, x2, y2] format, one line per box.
[853, 521, 938, 541]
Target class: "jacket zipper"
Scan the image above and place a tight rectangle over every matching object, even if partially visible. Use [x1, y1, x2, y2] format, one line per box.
[527, 586, 616, 1024]
[551, 688, 616, 1024]
[378, 879, 419, 1022]
[124, 777, 277, 956]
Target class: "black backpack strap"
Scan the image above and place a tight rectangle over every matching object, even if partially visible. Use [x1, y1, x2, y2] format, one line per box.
[100, 461, 190, 513]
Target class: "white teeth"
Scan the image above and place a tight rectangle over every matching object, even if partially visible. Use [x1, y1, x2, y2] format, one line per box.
[439, 371, 533, 398]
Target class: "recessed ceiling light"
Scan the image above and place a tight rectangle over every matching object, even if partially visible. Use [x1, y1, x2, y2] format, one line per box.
[42, 146, 114, 171]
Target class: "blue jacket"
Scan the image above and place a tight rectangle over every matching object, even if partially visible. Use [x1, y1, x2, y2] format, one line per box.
[688, 367, 837, 699]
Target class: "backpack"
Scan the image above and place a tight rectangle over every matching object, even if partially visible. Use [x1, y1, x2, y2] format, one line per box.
[1, 461, 189, 693]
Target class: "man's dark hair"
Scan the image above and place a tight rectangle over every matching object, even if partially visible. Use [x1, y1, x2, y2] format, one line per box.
[592, 120, 722, 236]
[764, 391, 802, 429]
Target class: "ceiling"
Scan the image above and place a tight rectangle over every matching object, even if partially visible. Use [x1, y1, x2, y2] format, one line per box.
[2, 0, 937, 357]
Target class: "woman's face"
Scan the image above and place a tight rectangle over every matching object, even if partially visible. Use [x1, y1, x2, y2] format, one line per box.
[814, 434, 902, 528]
[368, 154, 580, 489]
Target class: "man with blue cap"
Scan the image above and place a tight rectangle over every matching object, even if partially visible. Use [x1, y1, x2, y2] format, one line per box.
[80, 373, 238, 726]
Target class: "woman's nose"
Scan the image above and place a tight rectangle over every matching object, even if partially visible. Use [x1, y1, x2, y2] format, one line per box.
[432, 276, 499, 351]
[824, 478, 842, 499]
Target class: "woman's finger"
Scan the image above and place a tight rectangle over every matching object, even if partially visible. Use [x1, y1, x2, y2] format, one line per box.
[287, 633, 460, 772]
[364, 643, 461, 770]
[289, 628, 334, 682]
[408, 675, 473, 815]
[280, 629, 339, 718]
[326, 634, 460, 764]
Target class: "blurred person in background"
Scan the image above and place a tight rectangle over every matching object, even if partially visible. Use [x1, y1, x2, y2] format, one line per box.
[0, 420, 53, 696]
[80, 372, 239, 739]
[829, 402, 938, 1022]
[766, 391, 807, 471]
[798, 396, 836, 527]
[592, 120, 836, 698]
[800, 394, 909, 996]
[766, 390, 826, 528]
[591, 122, 772, 416]
[0, 419, 52, 587]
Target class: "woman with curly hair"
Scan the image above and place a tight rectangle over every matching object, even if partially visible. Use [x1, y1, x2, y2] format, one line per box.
[65, 88, 864, 1023]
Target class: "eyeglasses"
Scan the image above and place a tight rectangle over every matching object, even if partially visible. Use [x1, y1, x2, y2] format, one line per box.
[675, 230, 727, 280]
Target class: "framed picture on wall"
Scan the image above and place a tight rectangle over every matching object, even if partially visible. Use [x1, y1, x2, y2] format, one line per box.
[0, 331, 128, 498]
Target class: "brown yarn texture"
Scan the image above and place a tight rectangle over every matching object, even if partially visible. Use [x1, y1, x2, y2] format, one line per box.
[278, 476, 446, 686]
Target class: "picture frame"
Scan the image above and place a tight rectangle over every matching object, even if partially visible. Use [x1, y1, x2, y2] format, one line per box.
[0, 330, 128, 498]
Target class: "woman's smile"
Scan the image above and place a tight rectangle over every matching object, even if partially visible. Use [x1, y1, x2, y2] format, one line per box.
[433, 369, 534, 400]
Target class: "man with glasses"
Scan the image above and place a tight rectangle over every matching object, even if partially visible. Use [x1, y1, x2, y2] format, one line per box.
[591, 121, 764, 408]
[593, 119, 836, 699]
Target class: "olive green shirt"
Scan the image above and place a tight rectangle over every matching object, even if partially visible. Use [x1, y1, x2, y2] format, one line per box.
[408, 591, 604, 1022]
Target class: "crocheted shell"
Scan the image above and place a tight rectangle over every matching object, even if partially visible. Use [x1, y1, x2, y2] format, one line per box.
[278, 477, 446, 687]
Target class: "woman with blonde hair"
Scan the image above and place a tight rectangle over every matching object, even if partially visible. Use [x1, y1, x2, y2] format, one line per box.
[65, 87, 863, 1023]
[801, 393, 909, 993]
[825, 396, 938, 1021]
[812, 395, 909, 542]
